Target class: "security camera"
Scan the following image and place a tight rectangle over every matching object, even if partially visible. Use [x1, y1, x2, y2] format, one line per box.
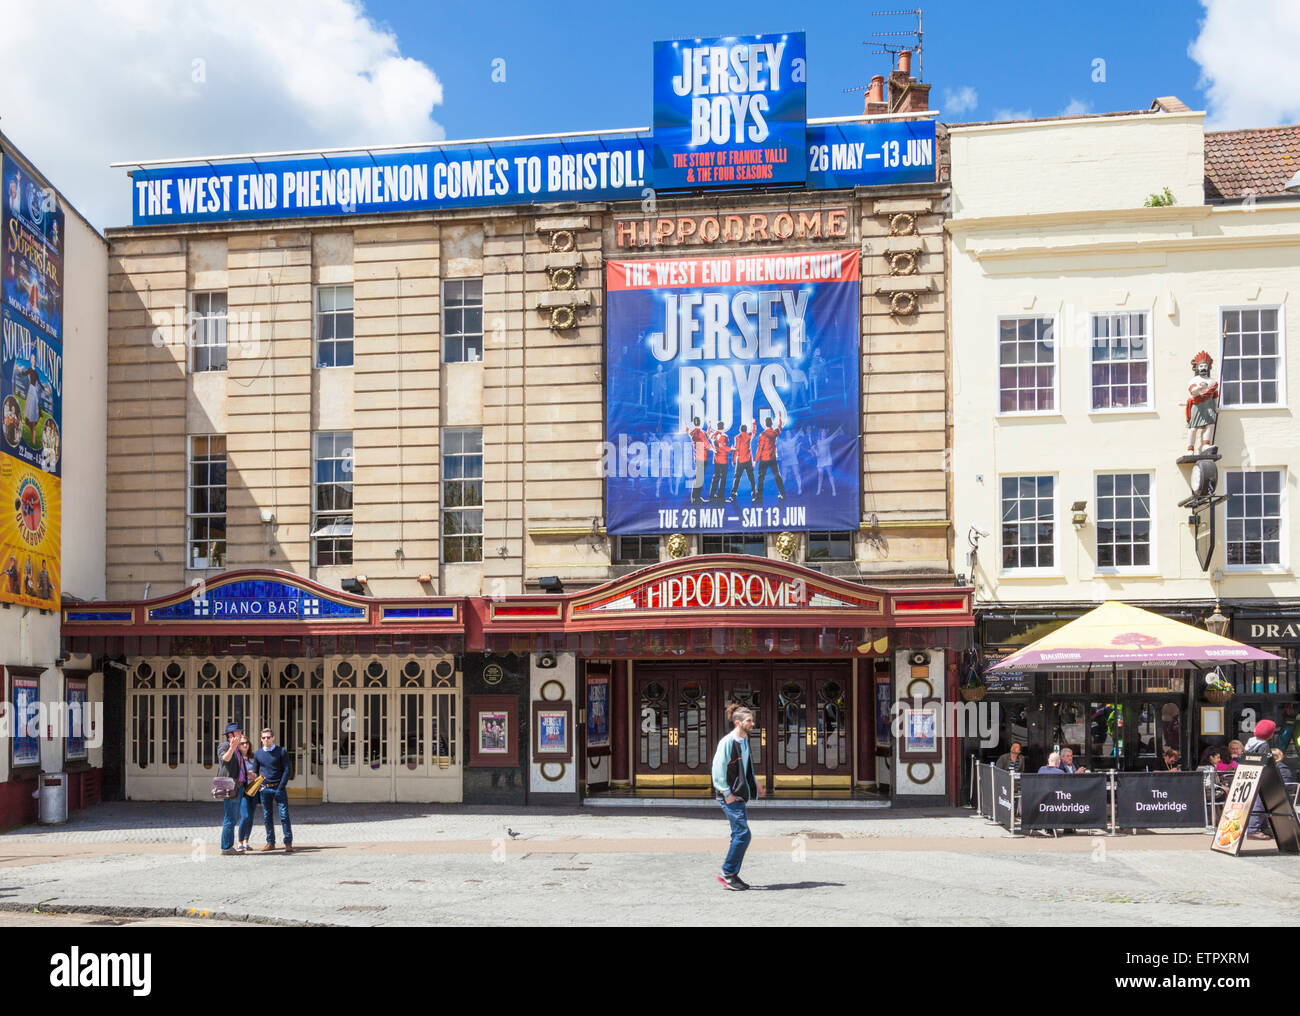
[259, 509, 275, 524]
[971, 526, 990, 540]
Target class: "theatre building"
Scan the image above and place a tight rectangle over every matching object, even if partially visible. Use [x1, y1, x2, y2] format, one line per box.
[83, 38, 976, 806]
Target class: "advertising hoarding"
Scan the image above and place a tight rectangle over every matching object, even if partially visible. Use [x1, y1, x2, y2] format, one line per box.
[651, 32, 806, 189]
[0, 151, 61, 610]
[604, 250, 860, 535]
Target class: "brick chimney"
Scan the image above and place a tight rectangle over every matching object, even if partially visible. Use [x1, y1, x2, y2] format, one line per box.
[863, 75, 888, 116]
[887, 49, 931, 114]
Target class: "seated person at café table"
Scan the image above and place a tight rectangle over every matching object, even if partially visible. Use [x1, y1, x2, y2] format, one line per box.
[1160, 747, 1181, 771]
[995, 742, 1027, 772]
[1060, 747, 1088, 773]
[1037, 751, 1066, 775]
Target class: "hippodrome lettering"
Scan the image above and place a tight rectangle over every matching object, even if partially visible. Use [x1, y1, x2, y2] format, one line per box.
[644, 570, 805, 610]
[614, 208, 848, 248]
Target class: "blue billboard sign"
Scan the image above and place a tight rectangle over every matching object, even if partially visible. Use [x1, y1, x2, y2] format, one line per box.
[652, 32, 806, 189]
[130, 136, 652, 226]
[604, 250, 860, 535]
[806, 119, 936, 188]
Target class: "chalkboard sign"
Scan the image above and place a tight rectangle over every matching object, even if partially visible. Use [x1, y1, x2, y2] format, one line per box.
[1020, 774, 1109, 829]
[983, 670, 1034, 694]
[1212, 754, 1300, 856]
[979, 763, 994, 820]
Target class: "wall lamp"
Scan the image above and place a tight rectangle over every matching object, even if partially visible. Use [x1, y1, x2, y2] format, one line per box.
[1071, 501, 1088, 530]
[341, 578, 365, 594]
[538, 576, 564, 594]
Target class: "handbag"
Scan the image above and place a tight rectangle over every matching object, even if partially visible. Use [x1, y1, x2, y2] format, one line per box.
[210, 776, 238, 801]
[245, 774, 266, 797]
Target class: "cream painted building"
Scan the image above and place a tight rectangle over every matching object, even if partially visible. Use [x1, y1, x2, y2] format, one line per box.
[948, 100, 1300, 772]
[0, 133, 108, 827]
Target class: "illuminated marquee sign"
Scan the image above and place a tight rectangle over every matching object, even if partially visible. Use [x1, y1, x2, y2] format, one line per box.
[573, 567, 880, 615]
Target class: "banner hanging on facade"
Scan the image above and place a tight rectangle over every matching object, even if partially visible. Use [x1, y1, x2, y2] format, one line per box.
[2, 306, 63, 477]
[604, 250, 860, 535]
[0, 455, 60, 610]
[4, 155, 65, 341]
[652, 32, 806, 189]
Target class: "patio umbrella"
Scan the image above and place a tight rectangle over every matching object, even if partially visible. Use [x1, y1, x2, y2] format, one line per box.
[988, 601, 1282, 672]
[987, 601, 1281, 770]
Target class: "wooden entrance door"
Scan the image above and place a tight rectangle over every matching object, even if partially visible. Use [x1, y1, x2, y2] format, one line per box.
[719, 667, 769, 792]
[771, 663, 853, 796]
[635, 667, 714, 794]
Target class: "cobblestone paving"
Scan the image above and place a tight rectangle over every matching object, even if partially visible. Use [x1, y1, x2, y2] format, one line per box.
[1, 804, 1295, 926]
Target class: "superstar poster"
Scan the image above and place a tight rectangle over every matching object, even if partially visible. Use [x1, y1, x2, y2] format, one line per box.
[605, 250, 860, 535]
[0, 452, 60, 609]
[3, 154, 64, 341]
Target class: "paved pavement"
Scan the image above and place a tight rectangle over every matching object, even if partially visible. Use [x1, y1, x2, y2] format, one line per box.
[1, 803, 1296, 926]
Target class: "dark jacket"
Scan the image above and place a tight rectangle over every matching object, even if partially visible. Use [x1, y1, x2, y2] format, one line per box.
[254, 744, 292, 789]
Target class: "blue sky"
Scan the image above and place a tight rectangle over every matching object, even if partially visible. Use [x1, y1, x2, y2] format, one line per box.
[368, 0, 1210, 136]
[1, 0, 1296, 229]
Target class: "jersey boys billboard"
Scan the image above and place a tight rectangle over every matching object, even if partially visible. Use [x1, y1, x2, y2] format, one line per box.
[605, 251, 860, 535]
[652, 33, 806, 189]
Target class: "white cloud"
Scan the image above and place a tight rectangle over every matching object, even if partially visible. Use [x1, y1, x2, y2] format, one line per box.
[0, 0, 444, 229]
[1190, 0, 1300, 128]
[992, 108, 1034, 122]
[941, 86, 979, 116]
[1060, 98, 1093, 117]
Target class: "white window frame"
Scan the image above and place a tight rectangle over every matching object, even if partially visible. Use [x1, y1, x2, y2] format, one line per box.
[1088, 311, 1153, 414]
[1224, 467, 1288, 574]
[1217, 305, 1286, 410]
[315, 284, 354, 369]
[442, 278, 484, 364]
[999, 473, 1059, 574]
[188, 291, 228, 373]
[187, 435, 226, 570]
[995, 314, 1061, 418]
[1093, 470, 1157, 574]
[312, 431, 354, 567]
[441, 428, 483, 563]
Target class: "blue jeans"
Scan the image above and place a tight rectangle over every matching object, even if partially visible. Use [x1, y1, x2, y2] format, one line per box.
[221, 796, 241, 850]
[259, 786, 292, 846]
[719, 798, 751, 876]
[238, 792, 258, 842]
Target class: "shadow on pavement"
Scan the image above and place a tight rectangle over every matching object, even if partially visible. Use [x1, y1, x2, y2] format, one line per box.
[752, 881, 846, 891]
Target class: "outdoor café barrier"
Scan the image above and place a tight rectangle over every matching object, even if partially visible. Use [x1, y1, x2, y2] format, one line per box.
[972, 763, 1210, 835]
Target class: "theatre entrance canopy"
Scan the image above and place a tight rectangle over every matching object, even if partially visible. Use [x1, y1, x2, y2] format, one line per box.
[61, 570, 465, 657]
[471, 555, 974, 657]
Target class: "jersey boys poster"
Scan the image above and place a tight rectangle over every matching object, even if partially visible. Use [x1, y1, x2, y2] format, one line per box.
[652, 33, 807, 190]
[605, 250, 860, 535]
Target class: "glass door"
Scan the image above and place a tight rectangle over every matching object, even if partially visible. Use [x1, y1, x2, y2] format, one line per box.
[720, 667, 768, 795]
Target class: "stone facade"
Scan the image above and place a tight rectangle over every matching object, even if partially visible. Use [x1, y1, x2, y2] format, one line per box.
[104, 182, 953, 600]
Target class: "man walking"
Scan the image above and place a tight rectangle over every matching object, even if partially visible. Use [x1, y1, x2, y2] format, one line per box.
[712, 703, 760, 890]
[255, 728, 294, 852]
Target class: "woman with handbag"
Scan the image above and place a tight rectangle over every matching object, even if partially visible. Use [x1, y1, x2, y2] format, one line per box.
[236, 736, 264, 853]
